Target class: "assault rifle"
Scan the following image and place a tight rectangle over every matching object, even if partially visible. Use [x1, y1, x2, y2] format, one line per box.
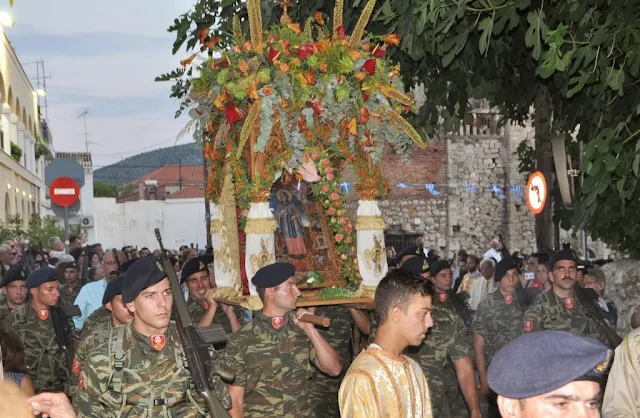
[155, 229, 233, 418]
[51, 304, 81, 375]
[81, 248, 90, 284]
[574, 285, 622, 348]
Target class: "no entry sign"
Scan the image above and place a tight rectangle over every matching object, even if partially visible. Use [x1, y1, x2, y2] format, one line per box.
[49, 177, 80, 207]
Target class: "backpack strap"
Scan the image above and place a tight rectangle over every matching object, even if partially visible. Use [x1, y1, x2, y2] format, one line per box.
[110, 325, 127, 393]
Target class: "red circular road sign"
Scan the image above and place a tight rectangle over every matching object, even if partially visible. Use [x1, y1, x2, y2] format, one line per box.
[49, 177, 80, 207]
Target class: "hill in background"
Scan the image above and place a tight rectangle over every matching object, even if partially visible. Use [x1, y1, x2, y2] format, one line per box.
[94, 142, 202, 185]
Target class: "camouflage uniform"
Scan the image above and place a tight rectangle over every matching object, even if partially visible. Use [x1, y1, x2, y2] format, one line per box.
[82, 306, 112, 334]
[4, 304, 71, 393]
[73, 321, 230, 418]
[310, 305, 354, 418]
[224, 311, 318, 418]
[185, 297, 239, 335]
[70, 320, 113, 396]
[408, 292, 472, 418]
[522, 290, 605, 343]
[0, 300, 13, 322]
[472, 291, 524, 364]
[59, 282, 83, 307]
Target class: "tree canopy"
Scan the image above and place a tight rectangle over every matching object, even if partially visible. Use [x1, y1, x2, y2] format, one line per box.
[158, 0, 640, 255]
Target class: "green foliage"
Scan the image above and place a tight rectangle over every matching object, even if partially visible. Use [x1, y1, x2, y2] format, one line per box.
[10, 142, 22, 162]
[513, 140, 535, 182]
[0, 214, 64, 250]
[93, 180, 118, 198]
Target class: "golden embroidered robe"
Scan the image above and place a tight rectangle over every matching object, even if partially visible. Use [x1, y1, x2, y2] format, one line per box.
[602, 327, 640, 418]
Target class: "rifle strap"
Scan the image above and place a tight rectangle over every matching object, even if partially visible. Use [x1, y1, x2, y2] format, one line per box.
[111, 325, 127, 393]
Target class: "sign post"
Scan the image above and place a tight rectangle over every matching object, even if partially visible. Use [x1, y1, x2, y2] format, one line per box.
[49, 177, 81, 252]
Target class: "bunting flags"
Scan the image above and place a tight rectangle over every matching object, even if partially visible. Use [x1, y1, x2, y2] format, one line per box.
[332, 181, 529, 200]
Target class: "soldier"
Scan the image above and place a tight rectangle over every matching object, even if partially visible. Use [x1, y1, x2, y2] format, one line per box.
[4, 267, 71, 394]
[59, 261, 83, 307]
[309, 304, 371, 417]
[408, 259, 481, 418]
[180, 256, 242, 336]
[225, 263, 342, 418]
[488, 331, 611, 418]
[73, 255, 230, 417]
[0, 265, 28, 322]
[522, 248, 606, 343]
[394, 245, 426, 268]
[473, 257, 528, 417]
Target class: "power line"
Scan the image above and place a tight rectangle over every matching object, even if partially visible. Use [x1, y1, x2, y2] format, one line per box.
[88, 136, 187, 157]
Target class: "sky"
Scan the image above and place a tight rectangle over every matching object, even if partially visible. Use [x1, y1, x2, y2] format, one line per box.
[5, 0, 197, 168]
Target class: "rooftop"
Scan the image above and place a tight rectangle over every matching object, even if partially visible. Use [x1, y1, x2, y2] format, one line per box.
[128, 165, 204, 187]
[166, 186, 205, 200]
[49, 152, 93, 167]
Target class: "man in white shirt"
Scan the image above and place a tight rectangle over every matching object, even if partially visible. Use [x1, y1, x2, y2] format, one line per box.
[484, 239, 502, 263]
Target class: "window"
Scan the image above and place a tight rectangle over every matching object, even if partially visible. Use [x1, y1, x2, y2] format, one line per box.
[384, 233, 423, 254]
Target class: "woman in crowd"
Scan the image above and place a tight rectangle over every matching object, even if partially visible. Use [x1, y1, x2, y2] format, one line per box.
[0, 325, 35, 397]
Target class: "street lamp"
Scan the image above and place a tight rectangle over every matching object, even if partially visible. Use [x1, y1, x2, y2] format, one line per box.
[0, 11, 14, 27]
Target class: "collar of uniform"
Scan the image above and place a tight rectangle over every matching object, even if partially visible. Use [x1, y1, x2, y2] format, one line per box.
[129, 321, 173, 352]
[256, 310, 291, 335]
[187, 297, 206, 312]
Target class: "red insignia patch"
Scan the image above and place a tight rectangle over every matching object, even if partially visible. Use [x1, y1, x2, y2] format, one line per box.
[72, 358, 82, 374]
[272, 316, 284, 329]
[504, 296, 513, 305]
[564, 298, 575, 310]
[524, 320, 534, 332]
[37, 309, 49, 321]
[78, 373, 85, 390]
[150, 334, 166, 351]
[438, 293, 448, 303]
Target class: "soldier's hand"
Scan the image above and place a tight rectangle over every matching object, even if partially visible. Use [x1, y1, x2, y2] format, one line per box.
[28, 392, 77, 418]
[220, 303, 234, 315]
[479, 378, 491, 398]
[292, 308, 315, 333]
[204, 290, 218, 312]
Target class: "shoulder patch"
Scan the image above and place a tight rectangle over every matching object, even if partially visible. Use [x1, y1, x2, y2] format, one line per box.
[524, 320, 534, 332]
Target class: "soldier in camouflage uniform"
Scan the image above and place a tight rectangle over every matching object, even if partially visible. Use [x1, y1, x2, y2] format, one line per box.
[225, 263, 342, 418]
[59, 261, 83, 306]
[523, 248, 606, 344]
[0, 265, 28, 322]
[73, 255, 230, 417]
[4, 267, 72, 394]
[180, 256, 242, 339]
[473, 257, 526, 417]
[309, 305, 371, 417]
[407, 260, 481, 418]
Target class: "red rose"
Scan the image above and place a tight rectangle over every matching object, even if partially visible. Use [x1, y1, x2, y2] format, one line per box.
[335, 234, 344, 242]
[331, 192, 340, 201]
[344, 224, 353, 233]
[327, 207, 336, 215]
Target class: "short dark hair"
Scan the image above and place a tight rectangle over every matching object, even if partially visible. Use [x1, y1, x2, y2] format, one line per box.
[69, 235, 81, 244]
[0, 325, 26, 373]
[467, 254, 480, 265]
[374, 270, 435, 326]
[530, 252, 550, 264]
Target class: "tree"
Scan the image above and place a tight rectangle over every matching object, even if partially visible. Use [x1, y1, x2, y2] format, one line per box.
[93, 180, 119, 198]
[0, 214, 64, 250]
[158, 0, 640, 255]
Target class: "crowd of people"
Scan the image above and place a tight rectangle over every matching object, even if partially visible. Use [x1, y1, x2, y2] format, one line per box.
[0, 235, 637, 418]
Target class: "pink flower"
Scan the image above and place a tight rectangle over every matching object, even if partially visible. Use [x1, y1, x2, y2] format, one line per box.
[346, 236, 353, 243]
[326, 173, 334, 180]
[341, 254, 347, 260]
[327, 207, 336, 215]
[311, 151, 319, 160]
[322, 159, 330, 167]
[335, 234, 344, 242]
[322, 185, 330, 193]
[331, 192, 340, 201]
[344, 224, 353, 233]
[242, 209, 249, 217]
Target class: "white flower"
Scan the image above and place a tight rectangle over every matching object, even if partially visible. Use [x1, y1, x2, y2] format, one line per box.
[306, 278, 315, 284]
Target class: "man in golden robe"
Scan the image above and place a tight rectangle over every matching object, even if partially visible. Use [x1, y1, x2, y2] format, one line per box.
[602, 326, 640, 417]
[338, 270, 434, 418]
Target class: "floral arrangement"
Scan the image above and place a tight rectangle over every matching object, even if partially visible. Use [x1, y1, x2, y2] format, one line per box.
[298, 271, 325, 289]
[318, 286, 354, 300]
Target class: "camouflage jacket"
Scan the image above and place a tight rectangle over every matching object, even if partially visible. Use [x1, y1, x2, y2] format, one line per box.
[82, 306, 111, 335]
[59, 282, 83, 307]
[472, 290, 524, 364]
[523, 290, 605, 343]
[314, 305, 353, 369]
[70, 320, 113, 396]
[73, 321, 230, 418]
[4, 303, 71, 393]
[224, 311, 318, 418]
[0, 300, 14, 323]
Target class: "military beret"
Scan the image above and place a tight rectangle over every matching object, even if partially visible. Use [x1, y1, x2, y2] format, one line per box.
[0, 266, 27, 287]
[180, 255, 213, 284]
[488, 331, 611, 399]
[429, 259, 451, 277]
[120, 258, 140, 273]
[252, 262, 295, 288]
[395, 246, 425, 265]
[551, 248, 577, 267]
[64, 261, 80, 270]
[121, 255, 168, 303]
[577, 259, 592, 272]
[26, 267, 58, 289]
[102, 274, 126, 305]
[400, 256, 430, 277]
[494, 257, 518, 282]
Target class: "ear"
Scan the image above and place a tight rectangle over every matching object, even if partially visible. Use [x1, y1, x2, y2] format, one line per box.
[390, 305, 402, 323]
[497, 395, 519, 417]
[125, 301, 136, 313]
[548, 271, 554, 283]
[30, 287, 37, 298]
[105, 302, 113, 312]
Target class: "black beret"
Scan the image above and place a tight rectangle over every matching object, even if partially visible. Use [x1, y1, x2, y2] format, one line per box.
[26, 267, 58, 289]
[488, 331, 611, 399]
[121, 255, 168, 303]
[400, 256, 430, 277]
[180, 255, 213, 284]
[577, 259, 593, 272]
[494, 257, 518, 282]
[429, 259, 451, 277]
[102, 274, 125, 305]
[252, 262, 295, 288]
[0, 266, 27, 287]
[551, 248, 577, 267]
[395, 246, 425, 265]
[120, 258, 140, 273]
[64, 261, 80, 270]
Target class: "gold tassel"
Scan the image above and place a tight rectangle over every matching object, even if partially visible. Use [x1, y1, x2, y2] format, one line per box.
[349, 0, 376, 48]
[333, 0, 344, 32]
[247, 0, 263, 52]
[378, 83, 417, 111]
[235, 99, 261, 159]
[217, 166, 243, 292]
[386, 109, 426, 148]
[233, 16, 244, 43]
[304, 16, 314, 38]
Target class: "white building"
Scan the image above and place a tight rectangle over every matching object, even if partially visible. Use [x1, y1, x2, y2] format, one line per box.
[0, 27, 50, 226]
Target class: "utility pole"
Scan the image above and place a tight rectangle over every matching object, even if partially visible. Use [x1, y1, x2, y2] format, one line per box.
[78, 110, 90, 153]
[179, 159, 183, 190]
[203, 144, 212, 248]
